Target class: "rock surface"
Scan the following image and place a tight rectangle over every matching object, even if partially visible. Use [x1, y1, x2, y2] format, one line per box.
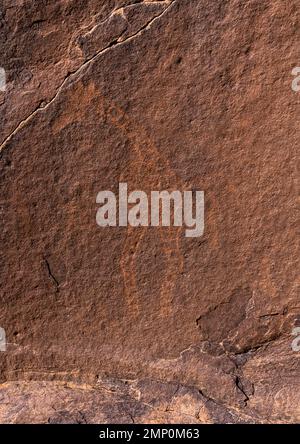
[0, 0, 299, 423]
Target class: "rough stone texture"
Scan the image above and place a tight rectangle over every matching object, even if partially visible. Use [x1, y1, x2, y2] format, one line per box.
[0, 0, 299, 423]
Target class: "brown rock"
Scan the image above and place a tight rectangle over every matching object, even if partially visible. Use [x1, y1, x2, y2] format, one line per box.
[0, 0, 299, 423]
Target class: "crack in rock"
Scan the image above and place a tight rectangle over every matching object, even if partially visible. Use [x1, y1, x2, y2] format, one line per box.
[0, 0, 176, 154]
[44, 257, 60, 293]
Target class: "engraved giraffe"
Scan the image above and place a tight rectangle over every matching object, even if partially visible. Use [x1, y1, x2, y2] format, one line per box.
[101, 98, 187, 319]
[52, 81, 187, 319]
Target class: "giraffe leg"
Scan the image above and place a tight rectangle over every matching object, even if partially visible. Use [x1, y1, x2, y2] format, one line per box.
[120, 225, 147, 318]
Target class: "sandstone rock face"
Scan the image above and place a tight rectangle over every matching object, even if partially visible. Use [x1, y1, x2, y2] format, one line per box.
[0, 0, 299, 423]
